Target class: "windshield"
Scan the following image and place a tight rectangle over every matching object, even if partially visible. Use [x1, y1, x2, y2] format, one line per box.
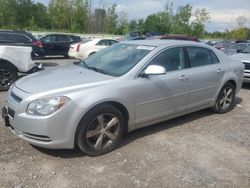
[227, 43, 248, 50]
[242, 45, 250, 53]
[79, 43, 154, 76]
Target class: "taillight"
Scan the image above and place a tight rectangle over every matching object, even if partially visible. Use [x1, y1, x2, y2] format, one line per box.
[32, 41, 43, 48]
[76, 43, 81, 52]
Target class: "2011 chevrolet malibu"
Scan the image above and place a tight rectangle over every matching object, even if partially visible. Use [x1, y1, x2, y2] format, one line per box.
[2, 40, 244, 156]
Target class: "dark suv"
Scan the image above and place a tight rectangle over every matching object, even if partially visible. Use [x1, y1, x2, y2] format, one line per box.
[39, 34, 81, 57]
[0, 30, 44, 59]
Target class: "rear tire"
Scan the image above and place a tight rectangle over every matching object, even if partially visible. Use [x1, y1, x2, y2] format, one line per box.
[212, 82, 236, 114]
[0, 63, 18, 91]
[76, 104, 125, 156]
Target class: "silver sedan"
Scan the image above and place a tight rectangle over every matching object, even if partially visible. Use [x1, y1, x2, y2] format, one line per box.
[3, 40, 244, 156]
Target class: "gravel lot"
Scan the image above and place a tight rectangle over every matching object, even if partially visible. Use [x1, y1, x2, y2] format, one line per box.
[0, 58, 250, 188]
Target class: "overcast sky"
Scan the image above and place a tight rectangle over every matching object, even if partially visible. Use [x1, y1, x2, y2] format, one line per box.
[35, 0, 250, 32]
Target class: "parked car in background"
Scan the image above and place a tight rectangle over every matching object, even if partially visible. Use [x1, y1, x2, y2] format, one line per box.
[231, 45, 250, 83]
[205, 41, 214, 46]
[39, 34, 81, 57]
[223, 43, 250, 56]
[214, 40, 234, 50]
[161, 34, 200, 42]
[0, 46, 43, 90]
[3, 40, 244, 156]
[68, 38, 118, 60]
[0, 30, 44, 59]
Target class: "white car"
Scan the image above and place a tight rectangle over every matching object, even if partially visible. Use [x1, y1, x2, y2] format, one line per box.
[0, 46, 43, 90]
[68, 38, 118, 60]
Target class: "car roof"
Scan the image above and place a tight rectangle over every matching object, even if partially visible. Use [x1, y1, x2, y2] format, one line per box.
[121, 39, 204, 48]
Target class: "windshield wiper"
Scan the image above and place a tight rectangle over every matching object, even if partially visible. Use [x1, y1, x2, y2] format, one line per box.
[88, 66, 110, 75]
[81, 60, 89, 68]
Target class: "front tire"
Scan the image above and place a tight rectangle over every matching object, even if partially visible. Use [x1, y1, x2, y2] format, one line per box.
[212, 82, 236, 114]
[76, 104, 125, 156]
[0, 63, 18, 91]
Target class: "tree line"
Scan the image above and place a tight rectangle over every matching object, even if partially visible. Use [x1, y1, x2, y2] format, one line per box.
[0, 0, 249, 40]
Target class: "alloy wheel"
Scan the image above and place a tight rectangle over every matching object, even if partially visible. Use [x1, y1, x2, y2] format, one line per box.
[86, 113, 120, 150]
[219, 87, 234, 110]
[0, 68, 15, 88]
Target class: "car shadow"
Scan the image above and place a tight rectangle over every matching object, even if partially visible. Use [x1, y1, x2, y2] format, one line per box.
[33, 98, 243, 159]
[242, 83, 250, 89]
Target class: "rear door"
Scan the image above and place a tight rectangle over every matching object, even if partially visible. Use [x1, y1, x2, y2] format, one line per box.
[184, 47, 225, 109]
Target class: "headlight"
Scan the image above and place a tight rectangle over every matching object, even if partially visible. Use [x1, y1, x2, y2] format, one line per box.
[27, 97, 69, 116]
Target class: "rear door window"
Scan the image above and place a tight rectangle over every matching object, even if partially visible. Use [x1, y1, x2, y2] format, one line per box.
[109, 40, 118, 46]
[15, 34, 31, 43]
[186, 47, 214, 67]
[96, 40, 109, 46]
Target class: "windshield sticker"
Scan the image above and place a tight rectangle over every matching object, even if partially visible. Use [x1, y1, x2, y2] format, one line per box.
[136, 46, 155, 51]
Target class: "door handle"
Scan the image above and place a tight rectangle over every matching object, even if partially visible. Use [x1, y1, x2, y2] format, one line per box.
[217, 68, 223, 73]
[179, 75, 188, 81]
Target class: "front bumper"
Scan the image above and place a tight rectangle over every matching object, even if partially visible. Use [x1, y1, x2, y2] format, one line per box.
[2, 86, 81, 149]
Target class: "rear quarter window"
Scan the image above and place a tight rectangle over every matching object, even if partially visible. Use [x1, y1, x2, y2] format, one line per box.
[15, 34, 31, 43]
[0, 33, 16, 42]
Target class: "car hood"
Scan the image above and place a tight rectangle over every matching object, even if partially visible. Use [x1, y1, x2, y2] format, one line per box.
[231, 53, 250, 62]
[15, 64, 114, 94]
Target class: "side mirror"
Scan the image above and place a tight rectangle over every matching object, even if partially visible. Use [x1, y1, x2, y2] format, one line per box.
[236, 49, 241, 53]
[141, 65, 166, 77]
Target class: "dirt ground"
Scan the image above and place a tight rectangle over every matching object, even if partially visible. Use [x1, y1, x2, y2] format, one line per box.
[0, 58, 250, 188]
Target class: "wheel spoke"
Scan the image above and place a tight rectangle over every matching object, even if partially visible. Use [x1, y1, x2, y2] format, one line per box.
[105, 117, 119, 130]
[103, 140, 113, 149]
[97, 115, 104, 129]
[226, 97, 232, 103]
[86, 129, 101, 138]
[105, 131, 116, 141]
[222, 100, 227, 109]
[95, 134, 104, 149]
[226, 89, 232, 97]
[220, 98, 224, 105]
[223, 89, 227, 96]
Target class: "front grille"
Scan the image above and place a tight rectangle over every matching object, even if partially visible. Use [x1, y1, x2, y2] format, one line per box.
[22, 132, 52, 142]
[243, 62, 250, 70]
[7, 107, 15, 118]
[10, 92, 22, 103]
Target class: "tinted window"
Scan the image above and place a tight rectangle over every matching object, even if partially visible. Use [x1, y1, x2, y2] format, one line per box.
[187, 47, 213, 67]
[109, 40, 118, 45]
[15, 34, 31, 42]
[96, 40, 109, 46]
[56, 35, 71, 42]
[41, 35, 56, 42]
[150, 47, 185, 72]
[0, 33, 16, 42]
[242, 45, 250, 53]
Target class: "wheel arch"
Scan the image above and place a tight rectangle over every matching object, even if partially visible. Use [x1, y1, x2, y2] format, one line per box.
[0, 59, 18, 72]
[74, 100, 130, 147]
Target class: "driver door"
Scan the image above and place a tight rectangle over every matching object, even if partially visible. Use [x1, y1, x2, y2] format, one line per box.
[40, 35, 56, 55]
[133, 47, 190, 125]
